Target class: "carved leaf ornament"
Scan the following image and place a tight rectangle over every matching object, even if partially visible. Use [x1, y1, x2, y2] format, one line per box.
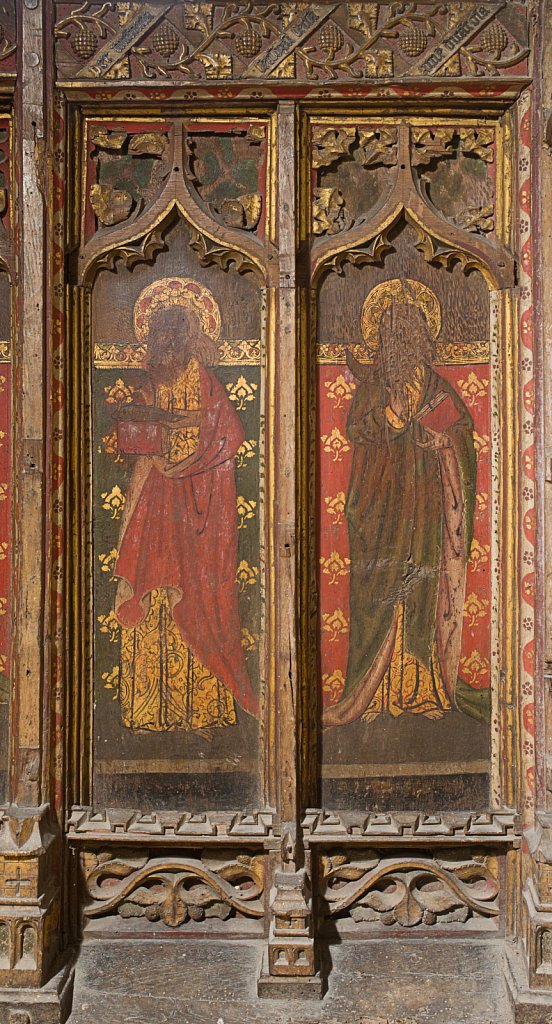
[83, 850, 265, 927]
[321, 851, 499, 928]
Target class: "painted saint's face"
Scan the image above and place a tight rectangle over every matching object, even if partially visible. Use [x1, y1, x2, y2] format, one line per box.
[379, 301, 434, 389]
[146, 307, 200, 379]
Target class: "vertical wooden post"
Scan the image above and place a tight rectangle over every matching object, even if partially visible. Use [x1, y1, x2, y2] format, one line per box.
[258, 100, 322, 999]
[0, 3, 74, 1017]
[12, 0, 46, 811]
[274, 100, 299, 834]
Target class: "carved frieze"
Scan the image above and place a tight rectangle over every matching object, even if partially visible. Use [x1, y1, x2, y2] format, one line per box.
[320, 848, 500, 929]
[67, 806, 275, 840]
[81, 847, 265, 926]
[54, 3, 529, 85]
[67, 806, 520, 847]
[303, 809, 520, 843]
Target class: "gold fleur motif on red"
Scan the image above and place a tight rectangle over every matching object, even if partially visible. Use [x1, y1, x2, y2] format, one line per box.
[320, 550, 351, 585]
[325, 492, 346, 528]
[324, 374, 355, 410]
[469, 539, 490, 572]
[457, 371, 489, 406]
[474, 431, 490, 455]
[321, 608, 349, 642]
[321, 427, 350, 462]
[464, 592, 489, 628]
[460, 650, 489, 686]
[322, 668, 345, 702]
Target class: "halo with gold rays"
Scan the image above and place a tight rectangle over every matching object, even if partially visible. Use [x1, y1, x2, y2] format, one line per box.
[360, 278, 441, 357]
[134, 276, 221, 343]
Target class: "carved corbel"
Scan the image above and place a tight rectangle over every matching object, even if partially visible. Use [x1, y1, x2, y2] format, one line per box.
[258, 829, 323, 998]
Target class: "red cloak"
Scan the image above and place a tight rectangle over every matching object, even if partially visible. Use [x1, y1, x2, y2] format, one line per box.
[114, 364, 259, 718]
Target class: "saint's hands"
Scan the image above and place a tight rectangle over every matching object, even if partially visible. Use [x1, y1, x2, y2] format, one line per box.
[388, 386, 408, 422]
[151, 453, 195, 478]
[169, 410, 200, 428]
[416, 426, 452, 451]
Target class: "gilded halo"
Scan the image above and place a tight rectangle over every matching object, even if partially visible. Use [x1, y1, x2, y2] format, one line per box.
[360, 278, 442, 357]
[134, 277, 222, 343]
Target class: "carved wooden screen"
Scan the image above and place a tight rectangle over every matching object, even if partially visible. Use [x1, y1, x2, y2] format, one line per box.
[40, 0, 536, 998]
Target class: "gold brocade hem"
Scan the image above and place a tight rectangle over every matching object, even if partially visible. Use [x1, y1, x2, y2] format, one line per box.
[119, 587, 237, 733]
[362, 601, 452, 722]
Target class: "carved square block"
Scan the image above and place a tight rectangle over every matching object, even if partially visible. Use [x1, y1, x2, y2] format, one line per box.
[268, 939, 316, 978]
[0, 858, 39, 901]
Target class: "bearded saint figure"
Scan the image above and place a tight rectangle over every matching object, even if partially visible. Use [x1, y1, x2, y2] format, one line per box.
[112, 278, 259, 734]
[324, 284, 480, 729]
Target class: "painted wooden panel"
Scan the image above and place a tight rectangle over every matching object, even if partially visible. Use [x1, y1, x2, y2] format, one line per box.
[83, 119, 268, 812]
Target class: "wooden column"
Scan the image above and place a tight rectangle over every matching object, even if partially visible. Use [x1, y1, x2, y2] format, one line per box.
[12, 0, 46, 812]
[274, 100, 299, 836]
[0, 3, 73, 1018]
[258, 100, 322, 999]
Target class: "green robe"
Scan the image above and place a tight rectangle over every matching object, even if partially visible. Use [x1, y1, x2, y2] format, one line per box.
[342, 360, 477, 704]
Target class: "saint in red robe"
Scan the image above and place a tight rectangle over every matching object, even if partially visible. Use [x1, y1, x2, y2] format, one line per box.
[114, 362, 259, 726]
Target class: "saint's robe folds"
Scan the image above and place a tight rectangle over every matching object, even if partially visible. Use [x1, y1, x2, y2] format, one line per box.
[324, 360, 477, 728]
[114, 364, 259, 724]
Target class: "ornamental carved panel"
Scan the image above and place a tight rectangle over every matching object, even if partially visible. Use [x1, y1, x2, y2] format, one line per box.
[54, 2, 529, 85]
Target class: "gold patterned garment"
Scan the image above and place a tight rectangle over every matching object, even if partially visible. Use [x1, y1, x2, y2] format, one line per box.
[119, 589, 237, 733]
[156, 357, 201, 463]
[118, 360, 237, 734]
[362, 601, 451, 722]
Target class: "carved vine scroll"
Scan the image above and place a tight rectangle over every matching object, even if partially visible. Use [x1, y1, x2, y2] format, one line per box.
[82, 848, 265, 926]
[54, 2, 529, 84]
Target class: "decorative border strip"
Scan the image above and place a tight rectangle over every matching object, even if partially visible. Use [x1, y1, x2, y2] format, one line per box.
[93, 338, 261, 368]
[316, 340, 490, 366]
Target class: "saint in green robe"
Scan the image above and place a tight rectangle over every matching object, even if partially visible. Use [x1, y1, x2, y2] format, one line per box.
[324, 344, 483, 728]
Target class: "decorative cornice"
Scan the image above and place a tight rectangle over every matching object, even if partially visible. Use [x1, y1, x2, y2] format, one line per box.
[54, 2, 530, 87]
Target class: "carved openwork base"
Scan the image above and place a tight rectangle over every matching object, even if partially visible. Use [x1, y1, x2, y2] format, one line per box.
[0, 808, 63, 991]
[258, 868, 324, 998]
[257, 948, 325, 1000]
[504, 940, 552, 1024]
[503, 814, 552, 1021]
[0, 953, 75, 1024]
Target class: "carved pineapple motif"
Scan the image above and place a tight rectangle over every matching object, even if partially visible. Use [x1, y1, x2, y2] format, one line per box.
[236, 25, 263, 58]
[71, 27, 98, 60]
[399, 26, 428, 59]
[477, 21, 509, 57]
[319, 21, 344, 60]
[151, 23, 179, 59]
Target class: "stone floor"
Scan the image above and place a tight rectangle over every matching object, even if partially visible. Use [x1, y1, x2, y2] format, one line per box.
[67, 937, 514, 1024]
